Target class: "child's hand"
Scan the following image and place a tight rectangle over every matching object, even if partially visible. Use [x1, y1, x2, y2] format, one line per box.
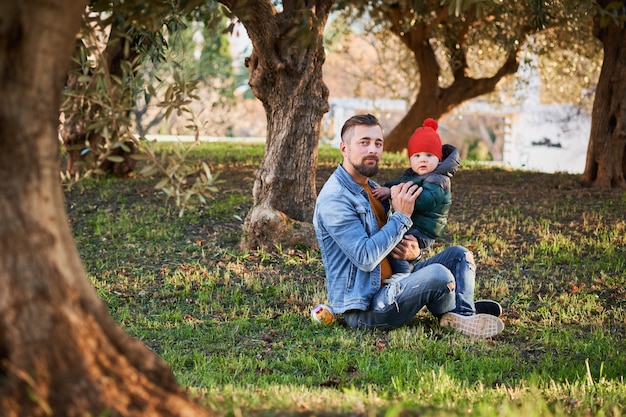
[372, 186, 391, 200]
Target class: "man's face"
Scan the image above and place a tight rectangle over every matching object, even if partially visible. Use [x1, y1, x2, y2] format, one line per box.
[340, 124, 384, 179]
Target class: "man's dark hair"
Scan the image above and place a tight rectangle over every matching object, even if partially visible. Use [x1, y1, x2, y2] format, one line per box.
[340, 114, 381, 143]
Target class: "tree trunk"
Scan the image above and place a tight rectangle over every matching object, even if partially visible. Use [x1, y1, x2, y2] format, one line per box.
[219, 1, 333, 250]
[0, 1, 212, 415]
[580, 1, 626, 188]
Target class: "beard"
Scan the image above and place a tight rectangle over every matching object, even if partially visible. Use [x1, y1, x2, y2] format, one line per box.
[354, 159, 379, 177]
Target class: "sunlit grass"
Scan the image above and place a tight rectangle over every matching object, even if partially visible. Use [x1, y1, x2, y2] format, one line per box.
[68, 142, 626, 417]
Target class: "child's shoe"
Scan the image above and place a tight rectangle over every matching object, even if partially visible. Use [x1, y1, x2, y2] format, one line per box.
[311, 304, 335, 325]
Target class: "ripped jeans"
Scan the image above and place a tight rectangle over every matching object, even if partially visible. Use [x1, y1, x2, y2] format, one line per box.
[343, 246, 477, 330]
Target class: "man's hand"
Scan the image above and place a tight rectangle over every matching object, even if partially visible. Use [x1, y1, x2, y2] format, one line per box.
[389, 182, 421, 217]
[390, 234, 421, 261]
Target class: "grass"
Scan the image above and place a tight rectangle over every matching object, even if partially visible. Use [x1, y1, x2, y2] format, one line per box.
[65, 142, 626, 416]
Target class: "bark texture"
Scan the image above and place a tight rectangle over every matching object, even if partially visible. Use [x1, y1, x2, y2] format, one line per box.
[0, 1, 211, 415]
[580, 0, 626, 188]
[219, 0, 333, 250]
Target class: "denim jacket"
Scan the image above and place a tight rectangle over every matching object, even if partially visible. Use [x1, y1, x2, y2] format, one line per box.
[313, 164, 413, 313]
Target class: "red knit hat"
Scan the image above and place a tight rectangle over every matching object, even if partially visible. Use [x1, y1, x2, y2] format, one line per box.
[407, 118, 442, 161]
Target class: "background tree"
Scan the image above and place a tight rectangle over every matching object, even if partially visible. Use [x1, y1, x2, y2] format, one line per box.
[580, 0, 626, 188]
[0, 0, 214, 414]
[216, 0, 334, 250]
[336, 0, 595, 152]
[340, 0, 526, 152]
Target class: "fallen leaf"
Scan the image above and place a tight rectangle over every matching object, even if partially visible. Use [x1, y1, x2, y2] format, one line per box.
[320, 378, 340, 388]
[374, 339, 388, 351]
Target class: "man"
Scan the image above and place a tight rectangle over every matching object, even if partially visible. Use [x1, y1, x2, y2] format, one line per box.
[313, 114, 504, 338]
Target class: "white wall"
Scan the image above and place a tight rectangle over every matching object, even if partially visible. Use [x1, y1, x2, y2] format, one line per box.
[507, 104, 590, 174]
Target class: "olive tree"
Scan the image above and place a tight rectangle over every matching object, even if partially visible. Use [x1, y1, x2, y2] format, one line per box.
[337, 0, 595, 152]
[216, 0, 334, 250]
[0, 0, 213, 414]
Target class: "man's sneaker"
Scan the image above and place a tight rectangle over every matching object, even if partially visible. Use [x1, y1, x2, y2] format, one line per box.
[440, 313, 504, 338]
[474, 300, 503, 317]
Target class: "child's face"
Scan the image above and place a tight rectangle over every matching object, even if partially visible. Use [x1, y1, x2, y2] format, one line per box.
[409, 152, 439, 175]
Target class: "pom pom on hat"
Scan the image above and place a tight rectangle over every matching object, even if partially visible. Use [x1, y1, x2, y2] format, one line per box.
[407, 118, 443, 161]
[423, 118, 438, 131]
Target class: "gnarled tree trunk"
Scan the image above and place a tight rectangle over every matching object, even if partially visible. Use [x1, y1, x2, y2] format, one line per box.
[580, 0, 626, 188]
[0, 1, 211, 415]
[219, 1, 333, 250]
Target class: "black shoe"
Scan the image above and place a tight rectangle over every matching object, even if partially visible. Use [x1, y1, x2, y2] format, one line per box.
[474, 300, 502, 317]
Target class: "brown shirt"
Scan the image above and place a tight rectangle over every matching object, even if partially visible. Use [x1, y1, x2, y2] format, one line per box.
[363, 184, 393, 281]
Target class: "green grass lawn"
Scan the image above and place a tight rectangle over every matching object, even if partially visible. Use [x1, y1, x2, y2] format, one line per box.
[65, 142, 626, 416]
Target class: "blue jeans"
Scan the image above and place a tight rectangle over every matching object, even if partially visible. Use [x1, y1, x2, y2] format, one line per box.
[343, 246, 477, 330]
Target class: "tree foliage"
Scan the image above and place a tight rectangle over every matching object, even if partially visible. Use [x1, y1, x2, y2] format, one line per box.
[133, 14, 237, 136]
[60, 1, 232, 214]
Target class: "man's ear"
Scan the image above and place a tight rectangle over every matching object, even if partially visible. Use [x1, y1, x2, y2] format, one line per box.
[339, 141, 347, 155]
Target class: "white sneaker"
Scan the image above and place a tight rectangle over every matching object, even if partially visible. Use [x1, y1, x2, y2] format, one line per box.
[440, 313, 504, 338]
